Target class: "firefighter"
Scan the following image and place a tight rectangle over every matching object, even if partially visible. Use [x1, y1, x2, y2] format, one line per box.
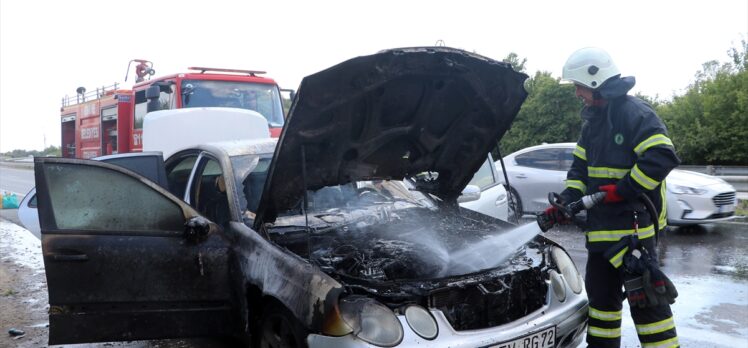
[550, 47, 681, 348]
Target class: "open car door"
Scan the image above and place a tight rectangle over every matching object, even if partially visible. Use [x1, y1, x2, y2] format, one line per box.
[34, 157, 234, 345]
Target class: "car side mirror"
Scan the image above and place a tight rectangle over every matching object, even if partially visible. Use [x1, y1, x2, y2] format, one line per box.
[146, 85, 161, 112]
[457, 185, 481, 203]
[184, 216, 220, 243]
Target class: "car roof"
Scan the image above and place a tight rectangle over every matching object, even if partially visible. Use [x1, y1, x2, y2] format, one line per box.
[506, 142, 575, 158]
[200, 138, 278, 158]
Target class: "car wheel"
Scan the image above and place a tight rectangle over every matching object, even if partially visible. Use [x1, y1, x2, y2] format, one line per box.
[258, 303, 308, 348]
[506, 186, 523, 223]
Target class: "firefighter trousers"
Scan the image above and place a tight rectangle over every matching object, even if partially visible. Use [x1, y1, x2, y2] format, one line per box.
[585, 251, 679, 348]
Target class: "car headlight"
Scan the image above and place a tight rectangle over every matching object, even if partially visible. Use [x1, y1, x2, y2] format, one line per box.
[669, 184, 707, 195]
[338, 296, 403, 346]
[404, 305, 438, 340]
[551, 246, 583, 294]
[549, 270, 566, 302]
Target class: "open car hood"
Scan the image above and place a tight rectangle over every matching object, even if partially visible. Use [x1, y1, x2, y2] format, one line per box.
[256, 47, 528, 227]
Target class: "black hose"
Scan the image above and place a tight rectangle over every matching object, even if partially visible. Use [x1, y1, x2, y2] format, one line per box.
[637, 193, 660, 245]
[495, 142, 519, 223]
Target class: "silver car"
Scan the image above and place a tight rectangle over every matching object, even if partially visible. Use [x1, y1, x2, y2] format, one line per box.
[497, 142, 738, 226]
[29, 47, 587, 347]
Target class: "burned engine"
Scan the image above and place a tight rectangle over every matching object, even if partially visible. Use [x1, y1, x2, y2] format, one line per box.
[270, 206, 550, 330]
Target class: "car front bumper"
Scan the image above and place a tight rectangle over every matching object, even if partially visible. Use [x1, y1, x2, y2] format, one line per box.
[307, 283, 588, 348]
[668, 188, 737, 226]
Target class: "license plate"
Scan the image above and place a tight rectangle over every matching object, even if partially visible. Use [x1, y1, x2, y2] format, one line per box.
[718, 204, 735, 214]
[489, 327, 556, 348]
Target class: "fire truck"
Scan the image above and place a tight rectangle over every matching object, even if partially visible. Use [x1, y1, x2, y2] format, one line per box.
[60, 60, 289, 159]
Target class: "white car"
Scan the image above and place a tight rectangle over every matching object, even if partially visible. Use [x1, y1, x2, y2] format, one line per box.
[461, 154, 509, 222]
[497, 142, 738, 226]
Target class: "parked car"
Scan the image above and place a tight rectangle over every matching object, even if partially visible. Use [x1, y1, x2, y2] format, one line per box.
[29, 47, 587, 347]
[462, 154, 509, 221]
[497, 142, 738, 226]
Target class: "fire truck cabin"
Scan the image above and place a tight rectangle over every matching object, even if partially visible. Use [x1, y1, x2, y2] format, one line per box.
[61, 66, 287, 159]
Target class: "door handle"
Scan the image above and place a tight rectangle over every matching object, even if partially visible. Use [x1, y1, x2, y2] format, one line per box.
[49, 253, 89, 262]
[515, 174, 527, 179]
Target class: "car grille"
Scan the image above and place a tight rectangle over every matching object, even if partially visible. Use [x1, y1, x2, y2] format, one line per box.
[713, 192, 736, 206]
[707, 212, 734, 219]
[428, 268, 547, 331]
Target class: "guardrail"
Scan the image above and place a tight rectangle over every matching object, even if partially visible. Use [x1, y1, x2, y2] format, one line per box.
[679, 165, 748, 176]
[677, 166, 748, 192]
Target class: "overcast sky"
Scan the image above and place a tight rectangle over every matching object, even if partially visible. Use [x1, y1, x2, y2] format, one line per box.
[1, 0, 746, 152]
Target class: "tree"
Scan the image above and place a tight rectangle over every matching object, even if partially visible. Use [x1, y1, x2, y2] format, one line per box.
[503, 53, 527, 73]
[656, 39, 748, 164]
[495, 70, 582, 157]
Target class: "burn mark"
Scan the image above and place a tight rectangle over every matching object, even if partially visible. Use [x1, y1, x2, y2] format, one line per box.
[269, 204, 550, 331]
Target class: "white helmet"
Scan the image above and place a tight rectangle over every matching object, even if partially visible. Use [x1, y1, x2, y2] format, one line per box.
[562, 47, 620, 89]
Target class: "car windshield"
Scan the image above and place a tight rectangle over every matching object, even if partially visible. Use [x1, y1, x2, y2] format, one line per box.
[230, 154, 272, 220]
[181, 80, 285, 127]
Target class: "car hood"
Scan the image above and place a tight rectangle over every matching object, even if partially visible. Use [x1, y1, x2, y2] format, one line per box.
[668, 169, 728, 188]
[255, 47, 528, 227]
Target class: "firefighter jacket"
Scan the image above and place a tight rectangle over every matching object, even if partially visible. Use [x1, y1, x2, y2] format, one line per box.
[560, 76, 680, 254]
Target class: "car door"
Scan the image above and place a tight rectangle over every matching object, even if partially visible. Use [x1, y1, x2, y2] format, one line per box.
[17, 152, 170, 236]
[35, 157, 234, 345]
[510, 148, 568, 213]
[460, 156, 509, 220]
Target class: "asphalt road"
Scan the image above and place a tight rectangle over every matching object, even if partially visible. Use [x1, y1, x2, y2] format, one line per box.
[543, 221, 748, 347]
[0, 165, 34, 197]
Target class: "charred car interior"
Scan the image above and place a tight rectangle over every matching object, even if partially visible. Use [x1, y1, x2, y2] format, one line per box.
[33, 47, 588, 348]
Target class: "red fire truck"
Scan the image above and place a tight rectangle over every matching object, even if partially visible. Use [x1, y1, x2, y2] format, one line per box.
[61, 60, 289, 158]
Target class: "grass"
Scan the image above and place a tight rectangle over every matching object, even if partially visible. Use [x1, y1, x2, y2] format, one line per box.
[737, 199, 748, 217]
[2, 288, 17, 296]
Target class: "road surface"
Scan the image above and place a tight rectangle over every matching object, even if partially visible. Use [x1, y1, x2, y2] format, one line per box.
[0, 165, 34, 196]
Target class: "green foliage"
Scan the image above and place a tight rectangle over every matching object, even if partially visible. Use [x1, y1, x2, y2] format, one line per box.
[657, 39, 748, 164]
[2, 145, 61, 158]
[503, 53, 527, 73]
[495, 70, 582, 157]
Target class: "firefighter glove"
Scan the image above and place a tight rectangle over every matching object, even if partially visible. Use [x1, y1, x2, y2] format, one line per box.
[537, 206, 570, 232]
[624, 273, 648, 308]
[598, 184, 624, 203]
[643, 266, 678, 306]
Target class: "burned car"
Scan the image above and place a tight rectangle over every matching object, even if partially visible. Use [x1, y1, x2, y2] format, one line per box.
[33, 47, 587, 347]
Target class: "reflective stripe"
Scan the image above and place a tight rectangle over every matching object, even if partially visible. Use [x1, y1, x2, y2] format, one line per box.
[636, 317, 676, 335]
[574, 145, 587, 160]
[588, 326, 622, 338]
[588, 166, 629, 179]
[609, 246, 629, 268]
[642, 337, 679, 348]
[659, 181, 668, 229]
[587, 224, 656, 242]
[589, 307, 622, 321]
[566, 179, 587, 194]
[631, 164, 660, 190]
[634, 134, 674, 156]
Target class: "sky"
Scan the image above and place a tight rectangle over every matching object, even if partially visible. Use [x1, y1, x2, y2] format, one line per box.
[1, 0, 746, 152]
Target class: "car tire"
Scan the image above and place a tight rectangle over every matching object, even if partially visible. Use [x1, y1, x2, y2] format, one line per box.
[257, 303, 309, 348]
[506, 186, 523, 223]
